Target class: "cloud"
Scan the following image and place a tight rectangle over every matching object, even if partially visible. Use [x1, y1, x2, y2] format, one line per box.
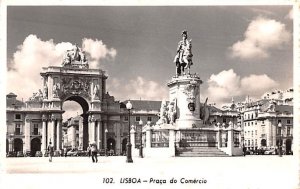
[7, 35, 116, 100]
[107, 76, 168, 101]
[240, 74, 278, 94]
[285, 9, 293, 20]
[205, 69, 278, 106]
[229, 17, 291, 60]
[82, 38, 117, 68]
[62, 101, 83, 121]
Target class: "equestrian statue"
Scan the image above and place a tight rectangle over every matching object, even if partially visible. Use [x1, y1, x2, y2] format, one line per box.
[173, 30, 193, 76]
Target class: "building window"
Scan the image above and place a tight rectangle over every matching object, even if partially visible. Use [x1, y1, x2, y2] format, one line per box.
[278, 120, 281, 124]
[251, 122, 253, 126]
[244, 123, 246, 127]
[287, 120, 291, 124]
[248, 122, 250, 126]
[262, 120, 264, 124]
[287, 127, 290, 136]
[251, 131, 253, 137]
[15, 114, 21, 120]
[278, 128, 281, 135]
[124, 116, 128, 121]
[251, 114, 253, 119]
[223, 118, 226, 123]
[147, 117, 152, 122]
[15, 124, 21, 135]
[255, 130, 257, 135]
[135, 116, 141, 122]
[33, 124, 39, 135]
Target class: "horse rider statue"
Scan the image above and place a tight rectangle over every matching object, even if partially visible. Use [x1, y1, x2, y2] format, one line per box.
[173, 30, 193, 76]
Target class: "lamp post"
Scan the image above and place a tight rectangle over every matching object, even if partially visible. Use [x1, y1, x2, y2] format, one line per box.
[105, 129, 108, 156]
[278, 122, 282, 157]
[139, 120, 143, 158]
[126, 101, 133, 163]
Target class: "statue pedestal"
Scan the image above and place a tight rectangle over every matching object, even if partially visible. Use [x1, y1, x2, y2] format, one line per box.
[167, 74, 203, 129]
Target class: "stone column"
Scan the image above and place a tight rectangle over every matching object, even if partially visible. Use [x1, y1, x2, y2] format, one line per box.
[71, 125, 76, 149]
[56, 120, 62, 150]
[89, 119, 96, 144]
[216, 129, 221, 148]
[9, 139, 13, 152]
[227, 128, 233, 156]
[96, 121, 101, 149]
[130, 126, 136, 149]
[48, 116, 55, 146]
[146, 126, 151, 148]
[98, 121, 103, 149]
[24, 117, 31, 152]
[169, 129, 175, 157]
[42, 117, 47, 154]
[104, 122, 108, 150]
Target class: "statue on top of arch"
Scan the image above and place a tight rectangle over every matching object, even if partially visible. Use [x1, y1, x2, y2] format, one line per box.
[62, 43, 89, 69]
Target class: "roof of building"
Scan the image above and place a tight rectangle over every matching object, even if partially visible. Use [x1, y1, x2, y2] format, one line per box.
[275, 105, 293, 114]
[208, 105, 223, 113]
[6, 93, 25, 108]
[121, 100, 161, 111]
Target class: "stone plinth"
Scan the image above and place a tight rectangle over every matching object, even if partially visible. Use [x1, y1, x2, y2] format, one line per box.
[167, 74, 203, 129]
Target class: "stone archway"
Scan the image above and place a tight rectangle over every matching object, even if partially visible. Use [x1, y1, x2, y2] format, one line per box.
[286, 139, 292, 154]
[31, 138, 41, 157]
[14, 138, 23, 152]
[107, 138, 116, 152]
[261, 139, 267, 147]
[38, 44, 106, 152]
[63, 95, 90, 150]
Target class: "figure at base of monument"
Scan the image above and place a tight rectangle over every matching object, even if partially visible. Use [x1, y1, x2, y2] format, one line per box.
[174, 30, 193, 76]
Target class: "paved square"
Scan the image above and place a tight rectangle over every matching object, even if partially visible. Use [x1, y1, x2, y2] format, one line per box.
[1, 155, 298, 189]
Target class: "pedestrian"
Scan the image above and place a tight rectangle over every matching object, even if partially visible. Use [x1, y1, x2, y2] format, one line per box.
[87, 144, 91, 158]
[243, 146, 246, 156]
[47, 142, 54, 162]
[91, 142, 98, 163]
[64, 147, 67, 157]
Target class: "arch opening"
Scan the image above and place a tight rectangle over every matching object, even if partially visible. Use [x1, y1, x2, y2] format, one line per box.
[62, 95, 90, 150]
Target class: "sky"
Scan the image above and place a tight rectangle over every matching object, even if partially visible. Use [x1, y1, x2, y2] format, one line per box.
[6, 5, 293, 120]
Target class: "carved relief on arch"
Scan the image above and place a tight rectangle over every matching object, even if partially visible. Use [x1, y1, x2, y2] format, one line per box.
[60, 76, 91, 100]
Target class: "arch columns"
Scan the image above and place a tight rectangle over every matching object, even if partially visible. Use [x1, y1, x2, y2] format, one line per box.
[88, 115, 96, 144]
[42, 115, 47, 154]
[96, 119, 102, 150]
[56, 119, 62, 150]
[47, 115, 55, 147]
[24, 117, 31, 152]
[88, 114, 101, 146]
[9, 138, 13, 152]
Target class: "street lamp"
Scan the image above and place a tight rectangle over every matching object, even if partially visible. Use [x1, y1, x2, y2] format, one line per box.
[278, 122, 282, 157]
[126, 101, 133, 163]
[139, 119, 143, 158]
[105, 129, 108, 156]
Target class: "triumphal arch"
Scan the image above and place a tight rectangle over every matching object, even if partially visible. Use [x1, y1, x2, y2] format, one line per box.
[25, 44, 120, 154]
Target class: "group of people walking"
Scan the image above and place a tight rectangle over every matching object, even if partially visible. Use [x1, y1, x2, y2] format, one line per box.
[47, 142, 98, 163]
